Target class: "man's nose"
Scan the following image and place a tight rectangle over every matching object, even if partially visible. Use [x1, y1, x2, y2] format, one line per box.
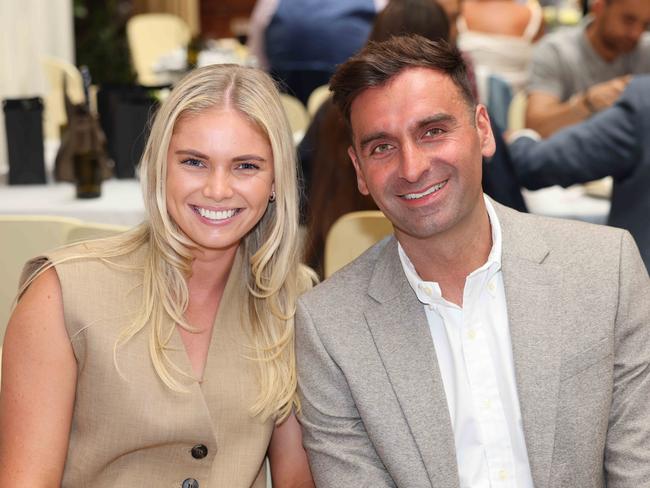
[398, 143, 429, 183]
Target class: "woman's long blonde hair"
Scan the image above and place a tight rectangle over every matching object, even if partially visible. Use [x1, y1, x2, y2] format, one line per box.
[23, 65, 314, 422]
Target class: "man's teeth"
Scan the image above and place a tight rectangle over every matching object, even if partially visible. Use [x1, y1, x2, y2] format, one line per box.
[403, 180, 447, 200]
[197, 207, 237, 221]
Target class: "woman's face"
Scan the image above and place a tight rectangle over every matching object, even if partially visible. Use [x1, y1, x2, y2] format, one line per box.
[166, 107, 274, 259]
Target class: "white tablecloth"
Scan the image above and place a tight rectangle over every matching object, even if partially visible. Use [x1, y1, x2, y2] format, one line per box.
[522, 185, 610, 225]
[0, 179, 145, 226]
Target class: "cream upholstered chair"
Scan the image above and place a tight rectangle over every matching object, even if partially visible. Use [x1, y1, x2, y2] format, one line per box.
[507, 89, 527, 132]
[279, 93, 310, 141]
[0, 216, 128, 344]
[42, 57, 86, 139]
[0, 215, 82, 342]
[126, 13, 191, 86]
[66, 221, 128, 243]
[306, 84, 331, 117]
[324, 211, 393, 278]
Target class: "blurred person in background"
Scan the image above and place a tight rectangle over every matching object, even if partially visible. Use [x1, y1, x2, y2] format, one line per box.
[247, 0, 388, 104]
[511, 75, 650, 271]
[526, 0, 650, 136]
[0, 65, 315, 488]
[457, 0, 544, 99]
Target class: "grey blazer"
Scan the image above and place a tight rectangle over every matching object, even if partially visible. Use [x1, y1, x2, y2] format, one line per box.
[510, 74, 650, 270]
[296, 202, 650, 488]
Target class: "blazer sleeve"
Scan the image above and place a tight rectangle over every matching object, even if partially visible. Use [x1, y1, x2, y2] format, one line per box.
[295, 298, 397, 488]
[510, 86, 642, 190]
[605, 231, 650, 486]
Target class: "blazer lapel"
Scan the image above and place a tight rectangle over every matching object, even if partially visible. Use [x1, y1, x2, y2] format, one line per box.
[364, 238, 460, 488]
[498, 204, 565, 488]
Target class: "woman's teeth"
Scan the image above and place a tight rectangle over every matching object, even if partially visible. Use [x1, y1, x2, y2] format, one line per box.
[197, 207, 238, 221]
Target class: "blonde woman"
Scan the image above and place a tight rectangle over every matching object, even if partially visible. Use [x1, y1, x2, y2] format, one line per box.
[0, 65, 315, 488]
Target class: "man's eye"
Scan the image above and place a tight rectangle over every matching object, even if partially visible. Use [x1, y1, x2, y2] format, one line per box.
[424, 128, 444, 137]
[181, 158, 205, 168]
[371, 143, 393, 155]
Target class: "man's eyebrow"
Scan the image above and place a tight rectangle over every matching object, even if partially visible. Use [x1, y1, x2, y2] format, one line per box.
[413, 113, 457, 131]
[359, 131, 391, 151]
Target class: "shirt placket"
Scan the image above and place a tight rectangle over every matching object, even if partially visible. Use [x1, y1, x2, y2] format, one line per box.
[462, 275, 516, 488]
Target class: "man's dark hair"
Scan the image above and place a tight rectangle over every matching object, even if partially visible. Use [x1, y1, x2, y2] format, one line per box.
[330, 35, 475, 125]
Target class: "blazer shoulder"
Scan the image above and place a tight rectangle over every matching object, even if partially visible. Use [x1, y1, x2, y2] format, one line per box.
[300, 236, 393, 308]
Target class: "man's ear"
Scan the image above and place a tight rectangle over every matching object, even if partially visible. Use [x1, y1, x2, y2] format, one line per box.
[348, 146, 370, 195]
[475, 105, 496, 159]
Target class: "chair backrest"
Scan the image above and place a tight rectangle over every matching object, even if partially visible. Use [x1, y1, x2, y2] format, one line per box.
[42, 57, 86, 139]
[66, 221, 128, 243]
[507, 89, 528, 131]
[324, 211, 393, 278]
[0, 215, 83, 341]
[126, 13, 191, 86]
[279, 93, 310, 139]
[487, 74, 513, 131]
[306, 84, 331, 117]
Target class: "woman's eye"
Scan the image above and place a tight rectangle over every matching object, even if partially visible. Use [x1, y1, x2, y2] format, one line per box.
[237, 162, 260, 170]
[371, 143, 393, 155]
[181, 158, 206, 168]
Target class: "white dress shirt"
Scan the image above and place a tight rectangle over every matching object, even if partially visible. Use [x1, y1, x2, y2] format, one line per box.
[398, 196, 534, 488]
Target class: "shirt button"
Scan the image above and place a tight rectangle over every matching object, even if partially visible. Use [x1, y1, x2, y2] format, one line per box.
[182, 478, 199, 488]
[484, 399, 492, 410]
[191, 444, 208, 459]
[487, 280, 496, 293]
[498, 469, 508, 481]
[467, 329, 477, 340]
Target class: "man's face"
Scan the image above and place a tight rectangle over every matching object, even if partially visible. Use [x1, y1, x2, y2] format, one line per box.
[347, 67, 495, 245]
[593, 0, 650, 56]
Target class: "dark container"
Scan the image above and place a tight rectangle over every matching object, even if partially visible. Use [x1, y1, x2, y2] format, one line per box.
[3, 97, 46, 184]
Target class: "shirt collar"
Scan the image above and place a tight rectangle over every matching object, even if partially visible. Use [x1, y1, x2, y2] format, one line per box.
[398, 195, 503, 305]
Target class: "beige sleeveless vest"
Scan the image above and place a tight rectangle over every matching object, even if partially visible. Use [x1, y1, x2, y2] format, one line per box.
[33, 241, 273, 487]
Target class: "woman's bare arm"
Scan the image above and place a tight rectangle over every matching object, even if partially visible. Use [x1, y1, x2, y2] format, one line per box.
[0, 268, 77, 486]
[267, 412, 315, 488]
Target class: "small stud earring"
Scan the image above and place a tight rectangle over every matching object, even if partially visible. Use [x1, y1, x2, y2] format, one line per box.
[269, 190, 276, 202]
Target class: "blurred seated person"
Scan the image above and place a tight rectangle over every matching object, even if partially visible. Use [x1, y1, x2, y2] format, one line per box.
[526, 0, 650, 137]
[457, 0, 544, 100]
[0, 65, 315, 487]
[511, 75, 650, 271]
[248, 0, 388, 104]
[300, 0, 526, 277]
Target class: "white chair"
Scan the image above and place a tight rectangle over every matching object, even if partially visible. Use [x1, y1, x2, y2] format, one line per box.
[306, 84, 331, 117]
[126, 13, 191, 86]
[279, 93, 310, 141]
[324, 211, 393, 278]
[42, 57, 86, 139]
[0, 215, 83, 342]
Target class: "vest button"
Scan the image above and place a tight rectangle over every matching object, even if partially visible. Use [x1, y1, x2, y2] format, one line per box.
[191, 444, 208, 459]
[182, 478, 199, 488]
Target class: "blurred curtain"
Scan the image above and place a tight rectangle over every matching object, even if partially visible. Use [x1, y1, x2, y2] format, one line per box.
[133, 0, 200, 36]
[0, 0, 74, 174]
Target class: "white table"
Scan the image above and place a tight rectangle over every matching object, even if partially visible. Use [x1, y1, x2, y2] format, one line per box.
[0, 179, 146, 226]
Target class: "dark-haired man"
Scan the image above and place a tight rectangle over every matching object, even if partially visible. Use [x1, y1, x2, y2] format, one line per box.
[526, 0, 650, 137]
[296, 35, 650, 487]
